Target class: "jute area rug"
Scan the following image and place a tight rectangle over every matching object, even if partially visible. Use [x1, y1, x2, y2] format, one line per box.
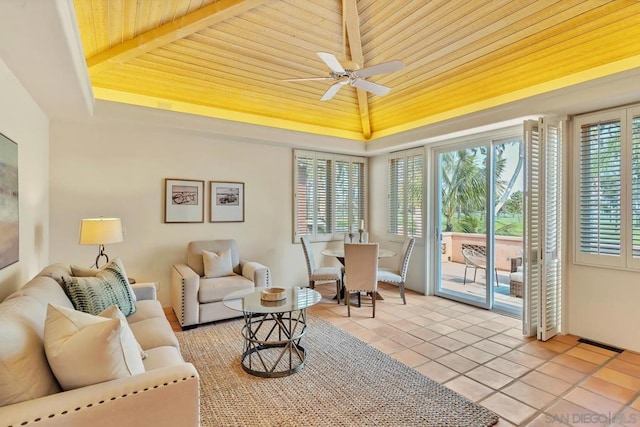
[177, 315, 499, 427]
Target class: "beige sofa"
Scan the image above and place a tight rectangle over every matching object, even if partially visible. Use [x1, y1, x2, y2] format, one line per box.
[171, 239, 271, 328]
[0, 264, 199, 427]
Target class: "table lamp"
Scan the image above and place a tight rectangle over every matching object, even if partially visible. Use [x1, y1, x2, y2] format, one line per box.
[79, 217, 123, 268]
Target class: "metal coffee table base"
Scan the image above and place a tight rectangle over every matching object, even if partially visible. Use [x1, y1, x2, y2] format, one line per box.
[240, 309, 308, 378]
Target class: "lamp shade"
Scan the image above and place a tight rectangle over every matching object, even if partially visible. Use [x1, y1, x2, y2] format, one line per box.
[79, 218, 123, 245]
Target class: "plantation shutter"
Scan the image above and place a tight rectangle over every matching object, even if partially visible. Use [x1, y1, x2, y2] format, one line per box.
[334, 158, 350, 234]
[315, 153, 333, 241]
[540, 118, 562, 341]
[523, 120, 541, 337]
[294, 150, 367, 243]
[388, 148, 423, 240]
[575, 111, 624, 268]
[406, 153, 423, 238]
[579, 121, 622, 256]
[629, 111, 640, 267]
[294, 152, 314, 239]
[350, 159, 366, 233]
[389, 156, 405, 236]
[523, 118, 563, 340]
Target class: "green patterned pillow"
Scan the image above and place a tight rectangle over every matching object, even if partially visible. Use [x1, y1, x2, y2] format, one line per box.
[62, 259, 137, 316]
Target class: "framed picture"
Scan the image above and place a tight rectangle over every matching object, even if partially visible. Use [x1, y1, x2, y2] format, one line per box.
[0, 132, 18, 270]
[210, 181, 244, 222]
[164, 178, 204, 223]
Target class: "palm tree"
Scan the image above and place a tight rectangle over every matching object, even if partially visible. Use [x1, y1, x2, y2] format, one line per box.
[441, 149, 485, 232]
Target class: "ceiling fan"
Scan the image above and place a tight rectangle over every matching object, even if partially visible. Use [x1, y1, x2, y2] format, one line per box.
[283, 52, 404, 101]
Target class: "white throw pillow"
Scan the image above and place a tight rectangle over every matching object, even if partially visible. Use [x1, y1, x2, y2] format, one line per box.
[44, 304, 145, 391]
[202, 249, 233, 278]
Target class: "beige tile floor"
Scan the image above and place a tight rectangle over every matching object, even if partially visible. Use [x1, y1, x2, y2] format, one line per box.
[306, 283, 640, 426]
[166, 284, 640, 426]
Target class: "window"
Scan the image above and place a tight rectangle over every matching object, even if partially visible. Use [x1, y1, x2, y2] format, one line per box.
[294, 150, 367, 242]
[575, 105, 640, 269]
[388, 148, 423, 240]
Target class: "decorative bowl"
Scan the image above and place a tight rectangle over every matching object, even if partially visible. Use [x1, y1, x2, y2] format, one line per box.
[261, 287, 286, 301]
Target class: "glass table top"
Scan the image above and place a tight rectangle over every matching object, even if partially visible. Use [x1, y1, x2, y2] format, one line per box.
[223, 286, 321, 314]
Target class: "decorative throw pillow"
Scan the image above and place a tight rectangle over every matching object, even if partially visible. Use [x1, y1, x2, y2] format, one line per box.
[202, 249, 233, 278]
[62, 258, 137, 316]
[99, 305, 147, 360]
[43, 304, 145, 391]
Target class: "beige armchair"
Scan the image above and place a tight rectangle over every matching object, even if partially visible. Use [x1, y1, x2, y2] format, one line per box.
[171, 240, 271, 328]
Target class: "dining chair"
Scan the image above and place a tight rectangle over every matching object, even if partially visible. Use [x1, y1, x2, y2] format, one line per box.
[344, 243, 379, 317]
[376, 237, 415, 305]
[300, 236, 342, 304]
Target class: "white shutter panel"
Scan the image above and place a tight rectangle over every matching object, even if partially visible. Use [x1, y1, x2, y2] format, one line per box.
[524, 118, 563, 340]
[294, 152, 314, 241]
[523, 120, 541, 337]
[406, 153, 423, 238]
[539, 118, 562, 341]
[388, 156, 405, 236]
[334, 158, 350, 235]
[575, 113, 624, 267]
[315, 154, 333, 241]
[629, 110, 640, 267]
[350, 159, 366, 232]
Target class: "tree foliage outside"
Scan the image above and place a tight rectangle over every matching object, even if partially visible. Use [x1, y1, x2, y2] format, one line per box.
[440, 141, 524, 237]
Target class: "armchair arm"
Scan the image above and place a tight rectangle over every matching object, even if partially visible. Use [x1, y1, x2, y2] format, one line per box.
[131, 282, 157, 301]
[171, 264, 200, 328]
[240, 260, 271, 287]
[0, 363, 199, 427]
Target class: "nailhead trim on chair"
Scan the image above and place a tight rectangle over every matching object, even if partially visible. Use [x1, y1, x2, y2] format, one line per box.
[9, 375, 197, 426]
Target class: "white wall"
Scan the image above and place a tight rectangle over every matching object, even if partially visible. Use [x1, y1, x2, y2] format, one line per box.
[49, 107, 330, 306]
[568, 265, 640, 352]
[0, 58, 50, 301]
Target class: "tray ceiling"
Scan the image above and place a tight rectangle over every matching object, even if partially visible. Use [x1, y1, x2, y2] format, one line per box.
[74, 0, 640, 141]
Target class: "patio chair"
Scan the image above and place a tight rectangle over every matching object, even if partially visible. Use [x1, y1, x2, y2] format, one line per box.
[377, 237, 415, 304]
[462, 247, 498, 287]
[344, 243, 379, 318]
[300, 236, 342, 303]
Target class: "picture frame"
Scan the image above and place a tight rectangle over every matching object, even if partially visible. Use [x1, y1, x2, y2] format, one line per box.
[0, 132, 18, 270]
[164, 178, 204, 223]
[210, 181, 244, 222]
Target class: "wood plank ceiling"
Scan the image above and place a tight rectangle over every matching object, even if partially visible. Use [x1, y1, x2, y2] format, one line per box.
[74, 0, 640, 141]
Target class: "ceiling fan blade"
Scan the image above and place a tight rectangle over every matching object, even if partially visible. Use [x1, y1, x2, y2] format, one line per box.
[317, 52, 345, 74]
[351, 79, 390, 96]
[282, 77, 334, 82]
[353, 60, 404, 78]
[320, 82, 344, 101]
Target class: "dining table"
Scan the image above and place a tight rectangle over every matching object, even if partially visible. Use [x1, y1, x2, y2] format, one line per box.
[320, 245, 397, 301]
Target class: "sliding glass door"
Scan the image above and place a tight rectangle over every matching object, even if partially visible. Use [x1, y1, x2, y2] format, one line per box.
[434, 138, 524, 315]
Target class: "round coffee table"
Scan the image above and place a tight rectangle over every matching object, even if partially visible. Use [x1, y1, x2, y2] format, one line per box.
[223, 286, 321, 378]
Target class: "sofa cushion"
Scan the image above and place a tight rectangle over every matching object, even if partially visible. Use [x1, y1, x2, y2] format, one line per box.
[100, 305, 147, 360]
[129, 317, 180, 350]
[62, 258, 137, 316]
[6, 276, 74, 310]
[44, 304, 145, 391]
[142, 346, 185, 371]
[0, 296, 61, 407]
[126, 299, 166, 324]
[203, 249, 233, 278]
[198, 274, 253, 304]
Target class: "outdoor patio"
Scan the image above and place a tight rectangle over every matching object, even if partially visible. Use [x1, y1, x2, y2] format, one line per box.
[441, 260, 522, 309]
